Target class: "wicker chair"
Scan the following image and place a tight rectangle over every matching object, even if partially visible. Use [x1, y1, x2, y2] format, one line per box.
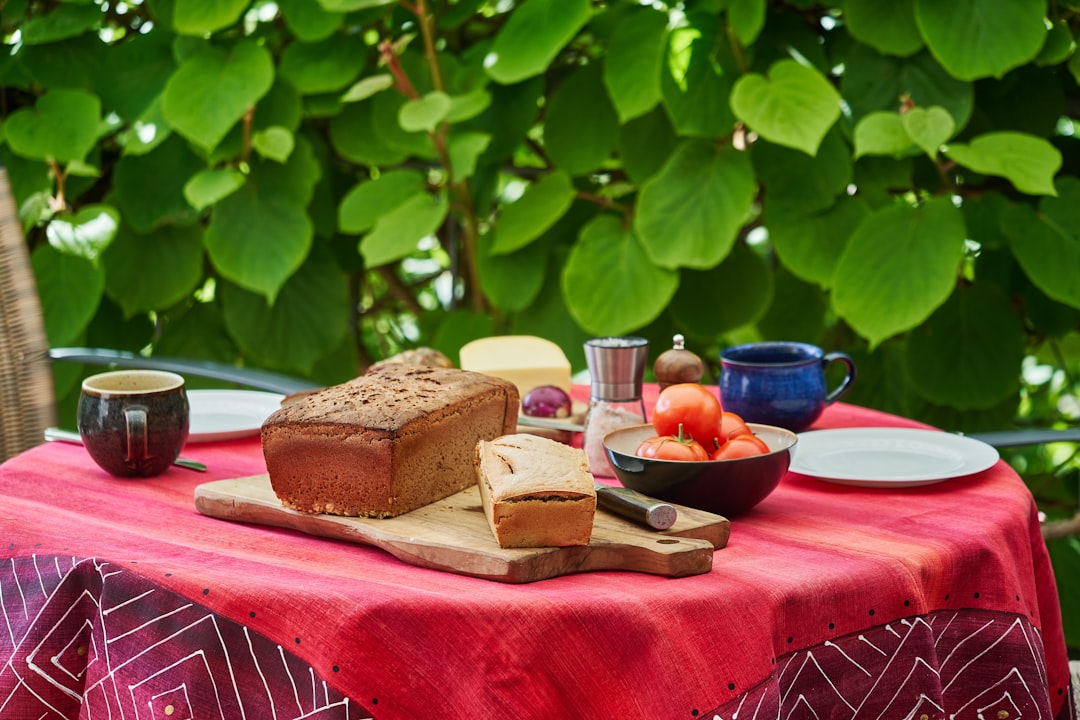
[0, 164, 318, 464]
[0, 165, 56, 462]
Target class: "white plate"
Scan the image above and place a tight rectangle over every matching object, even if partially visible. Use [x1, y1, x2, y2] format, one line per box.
[788, 427, 1000, 487]
[187, 389, 285, 443]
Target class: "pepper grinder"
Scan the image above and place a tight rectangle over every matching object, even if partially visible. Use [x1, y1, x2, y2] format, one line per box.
[582, 336, 649, 478]
[653, 334, 704, 390]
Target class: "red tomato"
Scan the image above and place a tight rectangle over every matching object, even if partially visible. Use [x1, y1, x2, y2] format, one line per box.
[710, 433, 770, 461]
[652, 383, 722, 446]
[718, 411, 752, 443]
[635, 429, 710, 462]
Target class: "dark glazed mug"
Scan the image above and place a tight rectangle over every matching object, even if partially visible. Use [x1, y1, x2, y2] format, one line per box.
[719, 341, 856, 432]
[77, 370, 190, 478]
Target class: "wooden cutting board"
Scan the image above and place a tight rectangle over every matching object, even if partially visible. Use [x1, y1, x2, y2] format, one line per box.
[195, 475, 730, 583]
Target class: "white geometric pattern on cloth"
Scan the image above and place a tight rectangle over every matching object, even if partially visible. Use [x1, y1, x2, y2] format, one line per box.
[1, 555, 1070, 720]
[706, 610, 1063, 720]
[0, 555, 364, 719]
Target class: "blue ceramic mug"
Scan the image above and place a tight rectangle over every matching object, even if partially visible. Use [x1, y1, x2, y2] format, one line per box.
[719, 342, 855, 432]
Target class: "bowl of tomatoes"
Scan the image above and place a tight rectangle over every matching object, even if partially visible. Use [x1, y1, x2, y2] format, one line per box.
[601, 383, 798, 517]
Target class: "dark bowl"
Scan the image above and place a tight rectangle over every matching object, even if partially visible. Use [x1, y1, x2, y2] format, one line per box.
[603, 423, 797, 517]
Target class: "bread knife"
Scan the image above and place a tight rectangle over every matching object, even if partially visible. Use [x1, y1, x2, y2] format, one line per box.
[594, 483, 677, 531]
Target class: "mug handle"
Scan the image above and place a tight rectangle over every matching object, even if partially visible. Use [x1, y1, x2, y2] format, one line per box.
[124, 406, 155, 463]
[822, 352, 856, 404]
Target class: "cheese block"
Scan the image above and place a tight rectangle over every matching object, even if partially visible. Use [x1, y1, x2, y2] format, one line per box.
[459, 335, 571, 397]
[474, 434, 596, 548]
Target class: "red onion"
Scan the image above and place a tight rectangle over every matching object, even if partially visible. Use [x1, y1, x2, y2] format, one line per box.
[521, 385, 571, 418]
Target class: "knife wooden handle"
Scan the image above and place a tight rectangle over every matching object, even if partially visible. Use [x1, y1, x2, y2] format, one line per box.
[594, 484, 677, 531]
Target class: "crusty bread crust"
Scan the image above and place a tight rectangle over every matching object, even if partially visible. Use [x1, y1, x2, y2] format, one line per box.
[475, 434, 596, 548]
[263, 365, 519, 518]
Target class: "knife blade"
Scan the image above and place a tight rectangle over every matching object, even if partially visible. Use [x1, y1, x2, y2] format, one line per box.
[594, 482, 677, 531]
[517, 415, 586, 433]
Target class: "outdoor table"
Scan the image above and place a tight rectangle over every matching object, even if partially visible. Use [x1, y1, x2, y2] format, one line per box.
[0, 391, 1074, 720]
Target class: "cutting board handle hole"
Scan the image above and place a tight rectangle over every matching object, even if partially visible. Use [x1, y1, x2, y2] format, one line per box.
[656, 539, 680, 545]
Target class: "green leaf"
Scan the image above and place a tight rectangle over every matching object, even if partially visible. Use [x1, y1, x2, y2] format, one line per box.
[431, 311, 497, 363]
[728, 0, 766, 46]
[99, 31, 177, 123]
[756, 268, 829, 344]
[842, 0, 924, 57]
[490, 171, 576, 255]
[371, 91, 438, 160]
[253, 78, 305, 134]
[317, 0, 395, 9]
[45, 205, 120, 263]
[562, 215, 678, 336]
[1036, 20, 1074, 66]
[473, 76, 544, 165]
[184, 169, 246, 211]
[4, 89, 100, 163]
[1047, 538, 1080, 655]
[833, 197, 967, 347]
[445, 87, 492, 123]
[103, 223, 205, 316]
[484, 0, 592, 84]
[914, 0, 1046, 80]
[172, 0, 250, 35]
[944, 132, 1061, 196]
[841, 47, 974, 132]
[1000, 177, 1080, 309]
[731, 60, 841, 156]
[768, 196, 873, 288]
[753, 128, 852, 214]
[338, 170, 426, 235]
[22, 4, 100, 45]
[905, 282, 1024, 410]
[329, 100, 408, 167]
[477, 236, 548, 313]
[635, 140, 756, 269]
[278, 0, 344, 42]
[360, 191, 449, 268]
[206, 139, 321, 302]
[220, 249, 350, 374]
[161, 41, 274, 151]
[544, 64, 618, 176]
[32, 243, 104, 346]
[253, 126, 295, 162]
[341, 74, 395, 103]
[278, 34, 366, 95]
[661, 21, 736, 137]
[670, 243, 772, 338]
[901, 106, 955, 159]
[110, 135, 203, 233]
[961, 192, 1011, 251]
[618, 106, 677, 185]
[119, 107, 173, 160]
[853, 112, 916, 159]
[603, 8, 669, 123]
[508, 277, 591, 362]
[399, 91, 452, 132]
[17, 34, 104, 92]
[448, 131, 491, 180]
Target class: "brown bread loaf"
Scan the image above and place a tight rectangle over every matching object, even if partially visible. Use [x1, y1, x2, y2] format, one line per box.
[262, 364, 519, 518]
[474, 433, 596, 548]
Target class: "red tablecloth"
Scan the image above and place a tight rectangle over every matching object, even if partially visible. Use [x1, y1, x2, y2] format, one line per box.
[0, 399, 1073, 720]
